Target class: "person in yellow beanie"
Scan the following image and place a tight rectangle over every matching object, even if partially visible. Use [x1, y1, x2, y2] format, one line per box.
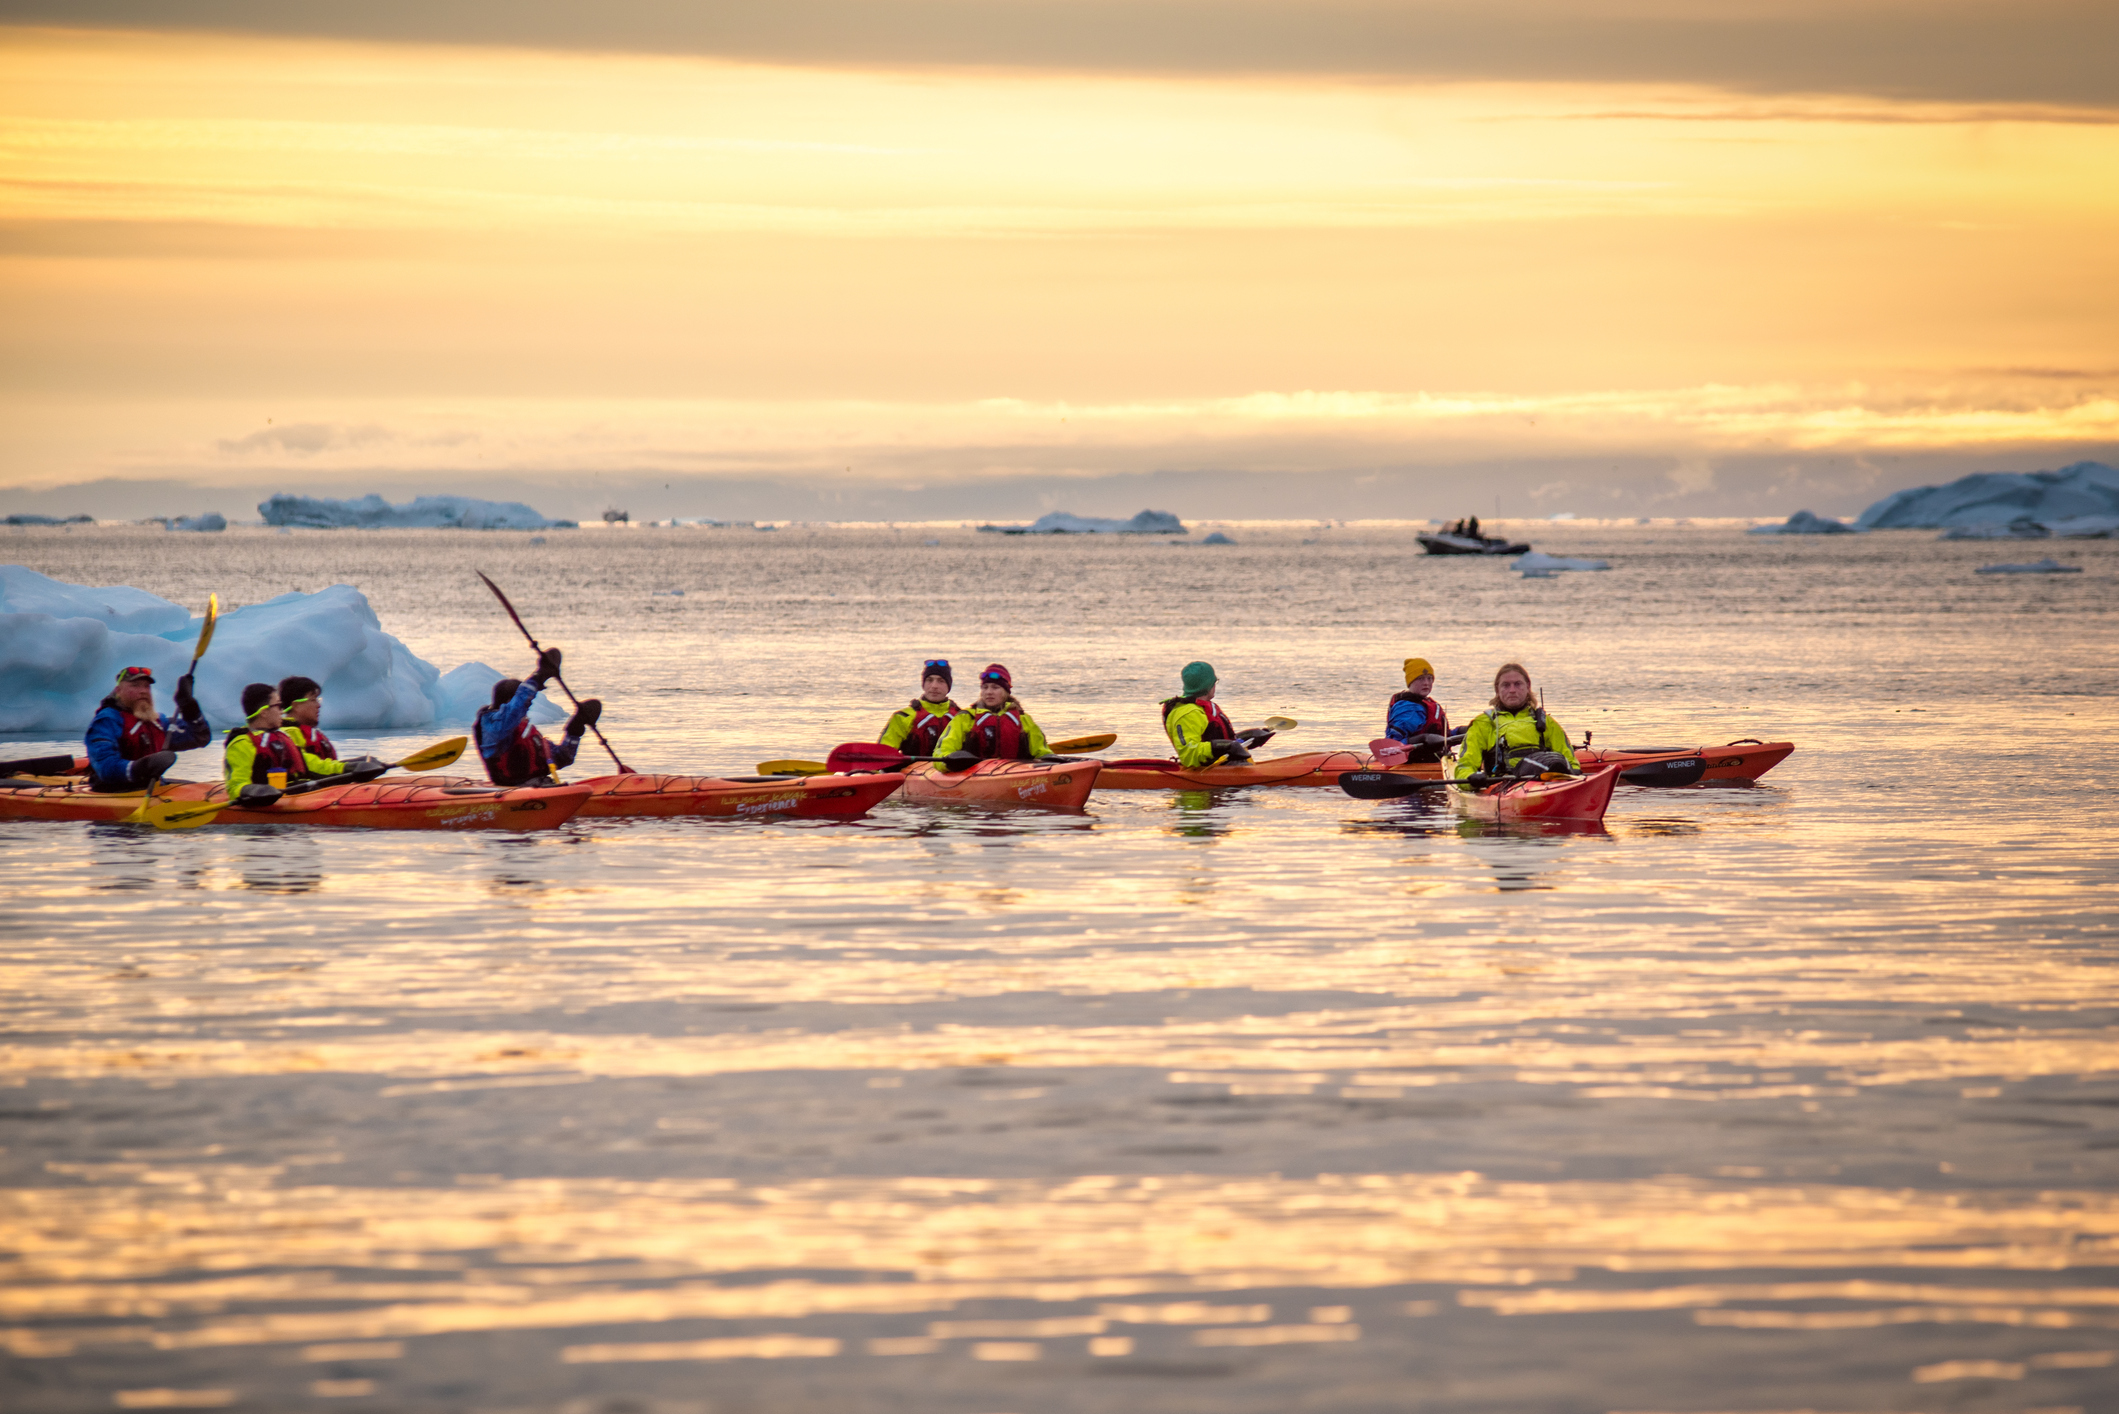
[1384, 657, 1452, 762]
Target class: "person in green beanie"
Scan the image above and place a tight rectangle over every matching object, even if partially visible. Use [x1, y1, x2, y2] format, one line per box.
[1160, 661, 1267, 770]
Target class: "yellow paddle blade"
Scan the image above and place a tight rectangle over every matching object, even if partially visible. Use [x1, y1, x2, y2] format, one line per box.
[395, 736, 467, 772]
[757, 759, 829, 776]
[1049, 733, 1116, 753]
[121, 788, 229, 831]
[1262, 716, 1298, 732]
[194, 593, 219, 661]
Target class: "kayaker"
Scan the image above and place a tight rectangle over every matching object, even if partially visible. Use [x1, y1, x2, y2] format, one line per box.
[1161, 661, 1254, 768]
[931, 664, 1054, 763]
[1385, 657, 1451, 762]
[224, 683, 360, 796]
[475, 648, 602, 787]
[277, 675, 337, 762]
[1454, 662, 1580, 780]
[85, 665, 210, 792]
[878, 659, 962, 756]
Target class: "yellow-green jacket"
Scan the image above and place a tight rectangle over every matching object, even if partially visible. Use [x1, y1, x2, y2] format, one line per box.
[1163, 699, 1237, 771]
[224, 727, 346, 796]
[880, 697, 961, 754]
[932, 699, 1052, 759]
[1454, 705, 1578, 779]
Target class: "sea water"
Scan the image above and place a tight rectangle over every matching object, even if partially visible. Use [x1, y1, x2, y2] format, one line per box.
[2, 523, 2116, 1413]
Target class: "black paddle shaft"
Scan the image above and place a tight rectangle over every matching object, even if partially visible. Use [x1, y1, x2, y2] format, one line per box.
[476, 571, 632, 774]
[1617, 757, 1706, 787]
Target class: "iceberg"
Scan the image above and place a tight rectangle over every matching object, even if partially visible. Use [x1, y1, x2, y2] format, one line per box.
[1513, 551, 1610, 577]
[433, 662, 566, 726]
[1856, 461, 2119, 530]
[1748, 510, 1858, 535]
[1975, 557, 2082, 575]
[1201, 531, 1235, 545]
[259, 493, 574, 531]
[141, 513, 227, 532]
[0, 568, 555, 735]
[4, 514, 93, 526]
[978, 509, 1187, 536]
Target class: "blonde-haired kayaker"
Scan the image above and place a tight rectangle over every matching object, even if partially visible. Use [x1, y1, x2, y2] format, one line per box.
[1454, 662, 1579, 780]
[932, 664, 1054, 763]
[1385, 657, 1451, 762]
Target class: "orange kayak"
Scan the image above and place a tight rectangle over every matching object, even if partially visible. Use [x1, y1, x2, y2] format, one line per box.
[1096, 750, 1372, 790]
[1576, 740, 1794, 783]
[1452, 765, 1620, 824]
[898, 758, 1101, 810]
[0, 775, 588, 830]
[576, 771, 902, 819]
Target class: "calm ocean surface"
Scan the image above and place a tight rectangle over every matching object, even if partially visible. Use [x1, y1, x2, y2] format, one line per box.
[3, 523, 2117, 1413]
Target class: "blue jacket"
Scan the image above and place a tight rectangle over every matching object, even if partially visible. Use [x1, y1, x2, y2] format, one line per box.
[1386, 694, 1440, 743]
[476, 682, 580, 773]
[85, 699, 210, 792]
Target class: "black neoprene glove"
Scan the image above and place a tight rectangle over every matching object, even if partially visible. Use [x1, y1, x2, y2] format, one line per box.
[1208, 739, 1252, 763]
[339, 756, 389, 783]
[567, 698, 602, 735]
[942, 750, 978, 773]
[174, 674, 202, 721]
[529, 647, 562, 687]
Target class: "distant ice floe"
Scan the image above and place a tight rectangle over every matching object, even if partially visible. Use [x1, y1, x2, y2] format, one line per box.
[4, 514, 94, 526]
[1513, 551, 1610, 578]
[1749, 510, 1859, 535]
[1857, 461, 2119, 533]
[140, 513, 227, 532]
[1975, 558, 2083, 575]
[978, 510, 1187, 536]
[259, 493, 576, 531]
[1201, 531, 1235, 544]
[0, 568, 559, 734]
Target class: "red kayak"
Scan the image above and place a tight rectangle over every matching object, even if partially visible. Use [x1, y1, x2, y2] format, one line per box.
[0, 775, 589, 830]
[576, 772, 902, 819]
[1452, 765, 1620, 824]
[1097, 750, 1371, 791]
[1576, 740, 1794, 783]
[898, 758, 1101, 810]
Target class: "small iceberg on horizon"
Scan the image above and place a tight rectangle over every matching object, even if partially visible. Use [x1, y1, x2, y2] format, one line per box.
[1513, 550, 1610, 578]
[141, 512, 227, 532]
[977, 509, 1187, 536]
[1749, 510, 1858, 535]
[1857, 461, 2119, 531]
[259, 493, 575, 531]
[1201, 531, 1235, 544]
[1975, 557, 2082, 575]
[5, 513, 94, 526]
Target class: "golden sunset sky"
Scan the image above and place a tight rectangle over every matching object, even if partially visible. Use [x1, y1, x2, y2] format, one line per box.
[2, 2, 2115, 520]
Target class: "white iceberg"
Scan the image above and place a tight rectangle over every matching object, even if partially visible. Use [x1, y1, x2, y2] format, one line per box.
[978, 509, 1187, 535]
[1857, 461, 2119, 530]
[5, 513, 94, 526]
[1749, 510, 1859, 535]
[259, 493, 574, 531]
[0, 568, 559, 734]
[1513, 551, 1610, 577]
[1201, 531, 1235, 544]
[1975, 557, 2082, 575]
[432, 662, 566, 726]
[140, 512, 227, 532]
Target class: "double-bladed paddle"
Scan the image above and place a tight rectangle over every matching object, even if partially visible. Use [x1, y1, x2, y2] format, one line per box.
[0, 754, 79, 779]
[762, 732, 1119, 776]
[476, 571, 633, 774]
[1616, 756, 1707, 788]
[280, 737, 471, 795]
[1340, 770, 1486, 801]
[122, 595, 223, 830]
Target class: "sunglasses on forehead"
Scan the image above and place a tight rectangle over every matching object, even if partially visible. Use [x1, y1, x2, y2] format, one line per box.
[979, 670, 1008, 684]
[923, 661, 950, 674]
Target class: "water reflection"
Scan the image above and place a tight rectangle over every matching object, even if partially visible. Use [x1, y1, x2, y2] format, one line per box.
[230, 830, 324, 894]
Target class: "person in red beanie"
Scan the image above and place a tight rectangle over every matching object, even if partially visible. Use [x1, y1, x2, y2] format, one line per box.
[930, 663, 1055, 763]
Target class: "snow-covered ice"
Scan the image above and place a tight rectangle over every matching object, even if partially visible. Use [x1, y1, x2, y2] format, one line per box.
[1513, 551, 1610, 577]
[1749, 510, 1858, 535]
[0, 568, 548, 734]
[1975, 558, 2082, 575]
[979, 510, 1187, 535]
[1857, 461, 2119, 530]
[259, 494, 574, 531]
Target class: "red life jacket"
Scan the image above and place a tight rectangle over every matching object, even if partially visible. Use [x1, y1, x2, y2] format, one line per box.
[287, 722, 338, 761]
[1161, 695, 1235, 743]
[117, 712, 168, 761]
[899, 699, 958, 756]
[966, 701, 1032, 760]
[474, 706, 556, 786]
[226, 727, 308, 784]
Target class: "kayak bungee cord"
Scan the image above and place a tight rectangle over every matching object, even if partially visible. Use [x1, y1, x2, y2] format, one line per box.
[474, 571, 634, 774]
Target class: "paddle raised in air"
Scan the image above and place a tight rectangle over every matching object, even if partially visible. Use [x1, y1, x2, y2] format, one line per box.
[475, 571, 632, 774]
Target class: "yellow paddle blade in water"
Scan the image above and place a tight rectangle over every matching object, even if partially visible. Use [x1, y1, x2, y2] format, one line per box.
[1049, 733, 1117, 752]
[120, 784, 230, 831]
[756, 759, 829, 776]
[395, 736, 467, 772]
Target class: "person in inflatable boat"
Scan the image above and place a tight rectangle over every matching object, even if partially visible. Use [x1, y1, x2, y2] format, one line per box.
[85, 665, 211, 792]
[930, 664, 1054, 765]
[1453, 662, 1580, 780]
[1161, 661, 1272, 769]
[475, 647, 602, 788]
[878, 659, 963, 757]
[1385, 657, 1452, 762]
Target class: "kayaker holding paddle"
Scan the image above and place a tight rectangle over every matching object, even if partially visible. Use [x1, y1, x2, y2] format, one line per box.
[476, 648, 603, 787]
[1385, 657, 1451, 762]
[224, 684, 374, 796]
[931, 664, 1055, 764]
[1161, 661, 1255, 768]
[878, 659, 963, 756]
[1454, 663, 1580, 780]
[85, 666, 210, 792]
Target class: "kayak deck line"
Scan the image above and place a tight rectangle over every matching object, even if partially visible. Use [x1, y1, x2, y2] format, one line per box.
[899, 758, 1101, 810]
[0, 774, 589, 830]
[574, 771, 902, 820]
